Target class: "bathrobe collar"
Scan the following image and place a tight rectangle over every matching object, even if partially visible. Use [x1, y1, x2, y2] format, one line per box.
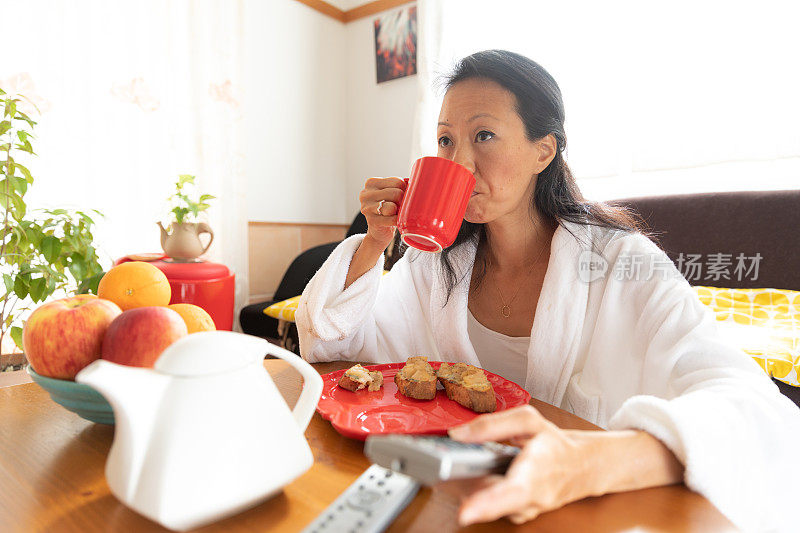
[430, 220, 592, 405]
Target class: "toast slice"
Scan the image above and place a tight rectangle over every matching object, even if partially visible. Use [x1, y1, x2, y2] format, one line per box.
[437, 363, 497, 413]
[394, 356, 437, 400]
[338, 364, 384, 392]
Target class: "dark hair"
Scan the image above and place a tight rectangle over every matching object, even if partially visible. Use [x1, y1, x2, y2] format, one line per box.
[435, 49, 646, 304]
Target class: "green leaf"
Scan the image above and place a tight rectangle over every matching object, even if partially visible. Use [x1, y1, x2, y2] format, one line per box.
[13, 275, 28, 299]
[77, 211, 96, 225]
[15, 140, 34, 154]
[16, 130, 27, 143]
[171, 206, 188, 224]
[68, 253, 87, 281]
[40, 235, 62, 262]
[5, 100, 16, 118]
[177, 174, 195, 188]
[0, 88, 6, 95]
[0, 190, 26, 217]
[28, 277, 46, 302]
[23, 225, 41, 249]
[7, 176, 27, 195]
[15, 162, 32, 183]
[198, 194, 215, 202]
[0, 120, 10, 135]
[77, 272, 104, 295]
[2, 274, 13, 293]
[15, 111, 35, 128]
[10, 327, 23, 352]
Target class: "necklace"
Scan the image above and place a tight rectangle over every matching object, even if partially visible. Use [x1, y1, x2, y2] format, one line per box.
[489, 240, 548, 318]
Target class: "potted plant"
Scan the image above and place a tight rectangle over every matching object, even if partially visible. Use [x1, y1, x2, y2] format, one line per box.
[158, 174, 215, 262]
[0, 88, 105, 370]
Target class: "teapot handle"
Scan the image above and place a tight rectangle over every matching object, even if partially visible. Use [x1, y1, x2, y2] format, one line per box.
[197, 222, 215, 255]
[263, 342, 322, 432]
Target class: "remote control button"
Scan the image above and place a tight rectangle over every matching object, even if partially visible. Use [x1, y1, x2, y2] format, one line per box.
[347, 489, 382, 510]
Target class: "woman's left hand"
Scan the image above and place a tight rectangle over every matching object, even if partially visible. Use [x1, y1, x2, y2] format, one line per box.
[443, 404, 603, 526]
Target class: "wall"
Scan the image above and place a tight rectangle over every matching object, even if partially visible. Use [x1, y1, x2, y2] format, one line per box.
[343, 3, 418, 219]
[248, 222, 347, 302]
[243, 0, 348, 225]
[245, 0, 419, 302]
[244, 0, 351, 301]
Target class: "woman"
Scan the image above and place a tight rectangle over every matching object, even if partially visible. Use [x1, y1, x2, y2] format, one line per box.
[297, 50, 799, 531]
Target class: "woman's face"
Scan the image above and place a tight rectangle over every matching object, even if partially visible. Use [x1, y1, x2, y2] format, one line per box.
[437, 78, 555, 224]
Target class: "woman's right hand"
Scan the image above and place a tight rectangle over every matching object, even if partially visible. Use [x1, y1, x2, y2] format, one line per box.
[358, 177, 406, 252]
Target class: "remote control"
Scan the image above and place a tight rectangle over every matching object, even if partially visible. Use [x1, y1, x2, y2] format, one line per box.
[300, 464, 420, 533]
[364, 434, 520, 486]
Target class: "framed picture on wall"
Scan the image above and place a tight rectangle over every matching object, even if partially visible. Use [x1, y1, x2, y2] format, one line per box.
[374, 5, 417, 84]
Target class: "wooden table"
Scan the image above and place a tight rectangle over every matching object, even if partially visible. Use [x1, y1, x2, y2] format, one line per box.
[0, 361, 736, 532]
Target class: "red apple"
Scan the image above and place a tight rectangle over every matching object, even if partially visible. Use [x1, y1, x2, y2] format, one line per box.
[23, 294, 123, 380]
[101, 307, 188, 367]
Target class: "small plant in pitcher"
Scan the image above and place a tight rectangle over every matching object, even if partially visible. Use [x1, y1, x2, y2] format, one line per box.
[167, 174, 215, 225]
[158, 175, 216, 262]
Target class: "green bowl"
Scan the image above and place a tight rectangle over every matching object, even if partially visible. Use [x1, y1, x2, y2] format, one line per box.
[27, 366, 115, 425]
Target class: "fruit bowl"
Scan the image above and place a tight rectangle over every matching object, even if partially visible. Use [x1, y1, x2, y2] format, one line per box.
[27, 366, 114, 425]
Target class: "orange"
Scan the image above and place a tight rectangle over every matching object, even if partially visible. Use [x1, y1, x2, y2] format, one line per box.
[168, 303, 216, 333]
[97, 262, 171, 311]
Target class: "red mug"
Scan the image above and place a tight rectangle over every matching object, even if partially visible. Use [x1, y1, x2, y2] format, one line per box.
[396, 157, 476, 252]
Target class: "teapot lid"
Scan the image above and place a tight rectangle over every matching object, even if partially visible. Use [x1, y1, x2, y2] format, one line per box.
[154, 331, 267, 377]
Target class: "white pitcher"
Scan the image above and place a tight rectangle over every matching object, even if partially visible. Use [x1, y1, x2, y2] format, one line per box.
[76, 331, 322, 531]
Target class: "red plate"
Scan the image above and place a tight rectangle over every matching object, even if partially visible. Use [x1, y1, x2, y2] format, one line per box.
[316, 362, 531, 440]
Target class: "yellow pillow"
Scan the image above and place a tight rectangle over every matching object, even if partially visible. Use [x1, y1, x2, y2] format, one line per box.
[263, 271, 391, 323]
[694, 286, 800, 387]
[264, 296, 301, 322]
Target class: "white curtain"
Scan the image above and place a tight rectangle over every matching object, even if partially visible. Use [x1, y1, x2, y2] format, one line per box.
[1, 0, 249, 326]
[412, 0, 800, 200]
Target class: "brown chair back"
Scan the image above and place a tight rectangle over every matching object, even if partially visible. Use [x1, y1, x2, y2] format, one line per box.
[612, 190, 800, 291]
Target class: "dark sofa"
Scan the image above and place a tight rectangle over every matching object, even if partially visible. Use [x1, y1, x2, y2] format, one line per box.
[614, 189, 800, 405]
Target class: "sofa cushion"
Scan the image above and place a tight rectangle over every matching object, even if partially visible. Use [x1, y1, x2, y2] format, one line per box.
[694, 286, 800, 387]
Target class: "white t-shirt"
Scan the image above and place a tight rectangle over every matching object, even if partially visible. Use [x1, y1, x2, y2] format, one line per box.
[466, 308, 529, 388]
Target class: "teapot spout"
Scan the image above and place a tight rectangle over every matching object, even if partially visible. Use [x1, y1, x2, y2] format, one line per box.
[76, 360, 171, 502]
[157, 221, 169, 249]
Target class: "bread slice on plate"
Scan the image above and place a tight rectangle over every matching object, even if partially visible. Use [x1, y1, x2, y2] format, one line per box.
[394, 356, 437, 400]
[338, 364, 384, 392]
[437, 363, 497, 413]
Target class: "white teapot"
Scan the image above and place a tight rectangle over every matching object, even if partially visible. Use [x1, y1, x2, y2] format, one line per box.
[76, 331, 322, 531]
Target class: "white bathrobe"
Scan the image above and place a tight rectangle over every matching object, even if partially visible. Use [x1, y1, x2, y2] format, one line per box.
[297, 220, 800, 532]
